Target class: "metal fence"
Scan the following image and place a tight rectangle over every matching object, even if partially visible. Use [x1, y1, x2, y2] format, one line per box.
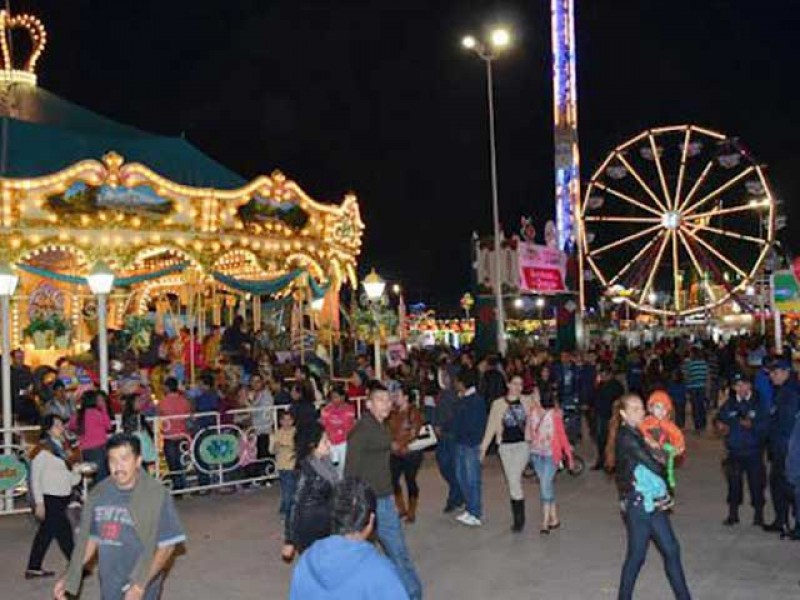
[0, 396, 367, 517]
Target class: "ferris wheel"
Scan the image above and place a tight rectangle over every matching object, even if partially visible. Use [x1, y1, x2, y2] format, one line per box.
[579, 125, 775, 317]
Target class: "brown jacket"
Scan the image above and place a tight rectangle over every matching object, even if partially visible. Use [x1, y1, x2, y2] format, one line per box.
[387, 405, 424, 455]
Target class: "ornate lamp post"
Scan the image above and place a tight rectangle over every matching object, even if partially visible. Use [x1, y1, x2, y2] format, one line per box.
[87, 261, 115, 393]
[362, 269, 387, 380]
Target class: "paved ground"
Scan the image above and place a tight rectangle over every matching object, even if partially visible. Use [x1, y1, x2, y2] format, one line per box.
[4, 432, 800, 599]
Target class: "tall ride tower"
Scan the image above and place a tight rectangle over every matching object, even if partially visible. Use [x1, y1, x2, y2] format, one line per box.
[551, 0, 581, 266]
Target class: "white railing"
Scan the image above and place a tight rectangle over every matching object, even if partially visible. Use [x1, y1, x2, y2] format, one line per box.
[0, 396, 368, 516]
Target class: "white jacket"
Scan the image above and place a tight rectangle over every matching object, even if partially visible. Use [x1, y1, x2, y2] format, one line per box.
[31, 449, 81, 506]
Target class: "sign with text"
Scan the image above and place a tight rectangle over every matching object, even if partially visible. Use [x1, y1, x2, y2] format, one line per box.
[518, 243, 567, 293]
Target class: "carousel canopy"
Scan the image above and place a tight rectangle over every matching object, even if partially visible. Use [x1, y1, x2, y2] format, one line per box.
[0, 84, 245, 188]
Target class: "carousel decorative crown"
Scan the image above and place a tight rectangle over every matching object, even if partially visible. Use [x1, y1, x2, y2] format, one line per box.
[0, 9, 47, 87]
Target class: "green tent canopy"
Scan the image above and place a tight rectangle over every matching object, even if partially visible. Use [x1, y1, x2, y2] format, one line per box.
[0, 84, 245, 189]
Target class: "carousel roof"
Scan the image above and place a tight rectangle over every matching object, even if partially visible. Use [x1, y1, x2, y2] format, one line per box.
[0, 84, 245, 188]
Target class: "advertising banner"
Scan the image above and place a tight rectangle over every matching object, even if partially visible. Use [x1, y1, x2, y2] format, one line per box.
[772, 269, 800, 312]
[518, 242, 567, 293]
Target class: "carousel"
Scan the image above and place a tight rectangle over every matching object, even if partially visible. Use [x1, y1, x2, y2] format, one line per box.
[0, 10, 364, 369]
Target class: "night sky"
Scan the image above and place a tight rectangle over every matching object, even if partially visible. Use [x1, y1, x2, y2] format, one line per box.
[13, 1, 800, 311]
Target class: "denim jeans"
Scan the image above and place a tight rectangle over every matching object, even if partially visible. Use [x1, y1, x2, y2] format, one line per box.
[687, 388, 706, 431]
[376, 495, 423, 600]
[531, 453, 557, 503]
[435, 436, 464, 508]
[455, 443, 482, 519]
[278, 469, 297, 516]
[618, 495, 691, 600]
[163, 438, 186, 491]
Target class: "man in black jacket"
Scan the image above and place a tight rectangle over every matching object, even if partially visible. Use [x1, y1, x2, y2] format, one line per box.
[615, 394, 691, 600]
[346, 383, 422, 600]
[592, 366, 623, 470]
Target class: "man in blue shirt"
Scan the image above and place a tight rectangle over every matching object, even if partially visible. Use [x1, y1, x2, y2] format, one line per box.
[714, 373, 767, 526]
[764, 359, 800, 536]
[453, 368, 487, 527]
[289, 478, 409, 599]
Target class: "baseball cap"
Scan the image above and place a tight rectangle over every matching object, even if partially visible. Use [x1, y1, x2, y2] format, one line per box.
[731, 372, 751, 384]
[769, 358, 792, 371]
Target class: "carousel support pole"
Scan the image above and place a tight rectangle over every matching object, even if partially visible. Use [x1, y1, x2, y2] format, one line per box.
[0, 263, 18, 512]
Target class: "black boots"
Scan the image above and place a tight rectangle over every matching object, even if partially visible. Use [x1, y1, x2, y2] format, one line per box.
[723, 505, 739, 526]
[511, 499, 525, 533]
[753, 507, 764, 527]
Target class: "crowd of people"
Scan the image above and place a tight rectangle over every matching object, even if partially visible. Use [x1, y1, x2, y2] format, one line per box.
[10, 326, 800, 598]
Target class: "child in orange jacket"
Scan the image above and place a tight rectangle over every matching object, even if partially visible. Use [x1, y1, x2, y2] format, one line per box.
[641, 390, 686, 454]
[640, 390, 685, 490]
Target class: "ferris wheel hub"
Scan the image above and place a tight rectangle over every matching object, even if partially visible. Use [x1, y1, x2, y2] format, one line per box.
[661, 211, 681, 230]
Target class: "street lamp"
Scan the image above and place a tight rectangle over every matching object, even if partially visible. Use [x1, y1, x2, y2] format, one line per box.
[535, 297, 546, 336]
[87, 261, 115, 393]
[513, 297, 524, 309]
[462, 26, 512, 356]
[0, 262, 18, 508]
[362, 269, 386, 380]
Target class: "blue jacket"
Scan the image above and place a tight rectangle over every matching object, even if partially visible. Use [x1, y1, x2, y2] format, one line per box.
[786, 416, 800, 485]
[754, 368, 774, 413]
[554, 362, 580, 408]
[453, 388, 487, 446]
[716, 392, 767, 456]
[768, 378, 800, 456]
[289, 535, 409, 600]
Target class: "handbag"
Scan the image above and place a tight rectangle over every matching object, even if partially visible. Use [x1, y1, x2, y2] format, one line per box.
[408, 423, 438, 453]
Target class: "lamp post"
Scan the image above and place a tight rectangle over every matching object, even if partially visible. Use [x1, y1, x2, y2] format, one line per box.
[462, 27, 512, 355]
[87, 261, 115, 393]
[535, 296, 546, 336]
[363, 268, 386, 381]
[0, 262, 18, 508]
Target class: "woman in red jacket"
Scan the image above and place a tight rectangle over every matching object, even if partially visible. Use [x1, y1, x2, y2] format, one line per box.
[526, 389, 574, 534]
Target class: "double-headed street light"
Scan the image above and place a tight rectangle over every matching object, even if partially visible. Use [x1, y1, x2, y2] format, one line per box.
[362, 268, 386, 381]
[462, 26, 512, 356]
[0, 262, 18, 509]
[87, 261, 115, 393]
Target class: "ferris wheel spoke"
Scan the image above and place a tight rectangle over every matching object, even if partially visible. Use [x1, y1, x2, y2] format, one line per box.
[649, 133, 673, 210]
[615, 153, 669, 213]
[584, 215, 661, 223]
[688, 222, 769, 245]
[676, 160, 714, 213]
[638, 232, 670, 305]
[677, 230, 718, 303]
[682, 166, 756, 217]
[593, 182, 663, 217]
[683, 202, 762, 222]
[673, 128, 692, 208]
[683, 226, 748, 279]
[606, 233, 662, 288]
[670, 230, 680, 312]
[587, 223, 663, 257]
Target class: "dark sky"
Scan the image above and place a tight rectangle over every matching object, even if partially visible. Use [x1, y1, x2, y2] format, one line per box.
[14, 0, 800, 309]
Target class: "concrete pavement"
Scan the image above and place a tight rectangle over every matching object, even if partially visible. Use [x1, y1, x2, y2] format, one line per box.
[3, 432, 799, 599]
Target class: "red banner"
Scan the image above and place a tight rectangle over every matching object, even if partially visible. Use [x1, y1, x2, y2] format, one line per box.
[518, 243, 567, 293]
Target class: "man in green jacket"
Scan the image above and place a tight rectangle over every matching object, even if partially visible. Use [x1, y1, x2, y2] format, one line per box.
[54, 433, 186, 600]
[346, 382, 423, 600]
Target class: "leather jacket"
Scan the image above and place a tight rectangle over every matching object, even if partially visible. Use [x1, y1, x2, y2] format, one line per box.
[614, 423, 666, 499]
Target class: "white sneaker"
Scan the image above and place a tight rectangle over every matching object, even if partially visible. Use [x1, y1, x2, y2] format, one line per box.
[456, 512, 482, 527]
[465, 514, 482, 527]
